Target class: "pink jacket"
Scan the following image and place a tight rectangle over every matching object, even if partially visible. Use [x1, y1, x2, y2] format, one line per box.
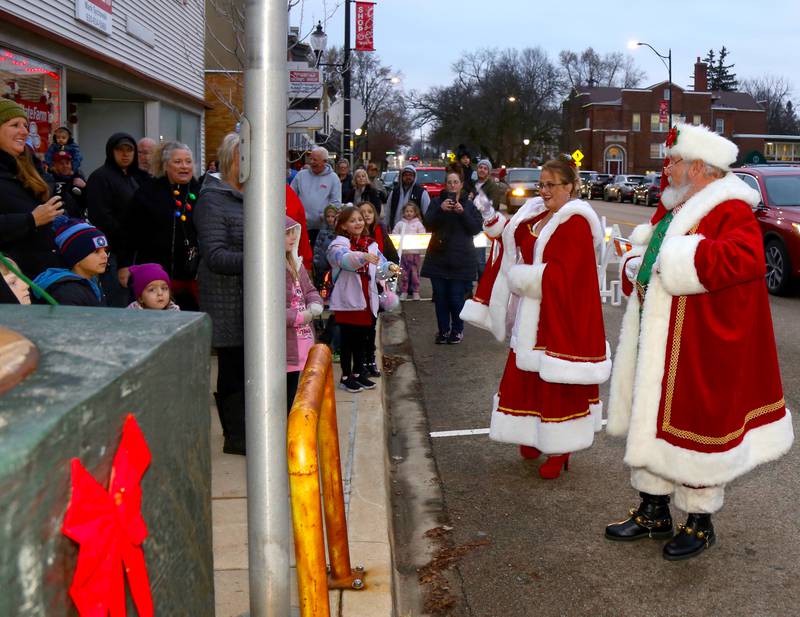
[286, 266, 323, 369]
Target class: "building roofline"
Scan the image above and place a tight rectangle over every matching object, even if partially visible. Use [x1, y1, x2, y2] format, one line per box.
[733, 134, 800, 140]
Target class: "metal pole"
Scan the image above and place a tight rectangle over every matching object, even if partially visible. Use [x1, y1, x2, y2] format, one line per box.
[343, 0, 352, 167]
[668, 48, 673, 125]
[243, 0, 290, 615]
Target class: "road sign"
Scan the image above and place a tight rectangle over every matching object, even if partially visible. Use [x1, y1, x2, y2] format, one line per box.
[571, 149, 584, 168]
[329, 98, 366, 133]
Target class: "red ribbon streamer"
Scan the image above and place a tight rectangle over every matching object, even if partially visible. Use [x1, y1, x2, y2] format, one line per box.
[62, 414, 154, 617]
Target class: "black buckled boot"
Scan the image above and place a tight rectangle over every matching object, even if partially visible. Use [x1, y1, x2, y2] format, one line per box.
[605, 492, 674, 541]
[663, 513, 715, 560]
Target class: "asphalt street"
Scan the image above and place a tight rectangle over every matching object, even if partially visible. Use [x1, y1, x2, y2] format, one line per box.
[387, 200, 800, 617]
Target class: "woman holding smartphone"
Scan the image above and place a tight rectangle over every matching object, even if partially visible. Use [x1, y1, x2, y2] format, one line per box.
[0, 99, 64, 279]
[421, 171, 483, 344]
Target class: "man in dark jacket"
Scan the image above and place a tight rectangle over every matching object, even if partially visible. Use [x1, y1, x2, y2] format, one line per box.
[49, 150, 87, 218]
[336, 158, 353, 199]
[385, 164, 431, 228]
[31, 216, 108, 307]
[86, 132, 149, 306]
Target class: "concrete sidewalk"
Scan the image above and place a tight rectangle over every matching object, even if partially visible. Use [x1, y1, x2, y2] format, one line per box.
[209, 347, 394, 616]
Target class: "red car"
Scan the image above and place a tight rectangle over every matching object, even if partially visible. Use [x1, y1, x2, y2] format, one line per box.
[413, 166, 447, 199]
[733, 166, 800, 295]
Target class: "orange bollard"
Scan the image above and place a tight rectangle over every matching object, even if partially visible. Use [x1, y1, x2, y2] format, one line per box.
[288, 345, 367, 617]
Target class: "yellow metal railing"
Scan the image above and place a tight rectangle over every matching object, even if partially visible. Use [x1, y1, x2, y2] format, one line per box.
[288, 344, 366, 617]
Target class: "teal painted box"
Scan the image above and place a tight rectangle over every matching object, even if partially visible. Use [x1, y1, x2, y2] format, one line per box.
[0, 305, 213, 615]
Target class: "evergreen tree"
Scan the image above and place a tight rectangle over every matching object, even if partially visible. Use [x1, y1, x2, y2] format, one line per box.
[703, 47, 738, 91]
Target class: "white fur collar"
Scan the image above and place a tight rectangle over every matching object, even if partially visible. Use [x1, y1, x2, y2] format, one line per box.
[667, 173, 760, 237]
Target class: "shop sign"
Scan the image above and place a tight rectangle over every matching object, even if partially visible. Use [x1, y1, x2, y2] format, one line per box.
[355, 2, 375, 51]
[20, 99, 51, 153]
[288, 69, 322, 99]
[76, 0, 113, 36]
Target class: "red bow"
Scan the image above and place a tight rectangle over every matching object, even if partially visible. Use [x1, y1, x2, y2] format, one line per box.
[665, 126, 680, 148]
[62, 414, 154, 617]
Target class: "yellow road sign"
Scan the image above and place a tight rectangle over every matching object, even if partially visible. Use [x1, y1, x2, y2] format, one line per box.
[571, 149, 584, 168]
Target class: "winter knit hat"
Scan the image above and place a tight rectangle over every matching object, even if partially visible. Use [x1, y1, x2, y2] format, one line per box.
[52, 216, 108, 268]
[0, 98, 26, 126]
[53, 148, 72, 161]
[129, 263, 171, 299]
[477, 159, 492, 170]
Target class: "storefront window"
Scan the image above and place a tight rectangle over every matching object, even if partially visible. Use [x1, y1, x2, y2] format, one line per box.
[0, 48, 61, 155]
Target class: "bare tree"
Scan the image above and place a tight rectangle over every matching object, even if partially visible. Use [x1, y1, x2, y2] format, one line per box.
[741, 75, 798, 134]
[558, 47, 645, 89]
[410, 47, 564, 165]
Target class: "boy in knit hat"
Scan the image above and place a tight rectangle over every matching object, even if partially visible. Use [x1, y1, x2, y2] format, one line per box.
[127, 263, 180, 310]
[31, 215, 108, 306]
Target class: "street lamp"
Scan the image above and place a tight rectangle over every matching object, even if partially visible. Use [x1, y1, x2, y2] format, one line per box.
[629, 40, 672, 122]
[309, 16, 353, 167]
[507, 96, 517, 103]
[523, 138, 530, 146]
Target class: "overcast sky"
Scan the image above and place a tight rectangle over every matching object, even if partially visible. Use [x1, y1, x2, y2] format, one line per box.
[291, 0, 800, 105]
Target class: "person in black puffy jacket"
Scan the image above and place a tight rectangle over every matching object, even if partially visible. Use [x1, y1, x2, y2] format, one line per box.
[420, 171, 482, 344]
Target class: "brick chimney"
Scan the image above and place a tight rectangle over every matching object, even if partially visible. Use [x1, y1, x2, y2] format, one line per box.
[694, 57, 708, 92]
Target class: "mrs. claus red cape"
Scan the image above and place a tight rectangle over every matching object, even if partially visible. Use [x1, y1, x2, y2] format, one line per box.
[460, 197, 611, 452]
[607, 173, 792, 486]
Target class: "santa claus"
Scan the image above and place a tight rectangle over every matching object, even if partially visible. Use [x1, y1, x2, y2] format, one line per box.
[604, 123, 793, 560]
[462, 158, 610, 479]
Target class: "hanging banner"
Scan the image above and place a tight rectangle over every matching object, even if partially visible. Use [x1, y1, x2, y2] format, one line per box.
[659, 100, 669, 124]
[355, 2, 375, 51]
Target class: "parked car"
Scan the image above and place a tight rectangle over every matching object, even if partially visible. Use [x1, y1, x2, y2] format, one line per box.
[579, 171, 600, 199]
[413, 166, 447, 199]
[589, 173, 612, 199]
[505, 167, 542, 213]
[604, 174, 645, 202]
[381, 170, 399, 192]
[733, 166, 800, 295]
[631, 173, 662, 206]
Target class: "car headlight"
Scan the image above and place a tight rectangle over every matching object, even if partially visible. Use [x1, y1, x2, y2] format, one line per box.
[793, 223, 800, 234]
[511, 188, 525, 196]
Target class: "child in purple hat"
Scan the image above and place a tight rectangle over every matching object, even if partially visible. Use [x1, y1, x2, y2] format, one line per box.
[127, 263, 180, 310]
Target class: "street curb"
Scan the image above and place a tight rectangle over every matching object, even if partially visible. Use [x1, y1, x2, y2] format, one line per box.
[338, 317, 394, 617]
[381, 311, 450, 617]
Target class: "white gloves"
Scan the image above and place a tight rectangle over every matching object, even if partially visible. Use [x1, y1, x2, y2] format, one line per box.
[473, 193, 496, 220]
[308, 303, 324, 317]
[624, 256, 642, 283]
[299, 310, 313, 324]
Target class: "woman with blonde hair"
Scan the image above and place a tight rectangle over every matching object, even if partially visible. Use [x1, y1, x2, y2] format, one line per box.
[119, 140, 201, 310]
[461, 158, 610, 479]
[0, 98, 64, 278]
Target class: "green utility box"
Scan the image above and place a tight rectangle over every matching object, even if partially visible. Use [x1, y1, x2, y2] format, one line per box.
[0, 305, 213, 615]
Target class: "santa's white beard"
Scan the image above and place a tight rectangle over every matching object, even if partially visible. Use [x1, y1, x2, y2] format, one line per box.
[661, 183, 691, 210]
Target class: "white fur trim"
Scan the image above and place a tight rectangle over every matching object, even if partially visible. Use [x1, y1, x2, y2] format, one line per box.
[484, 213, 507, 238]
[622, 268, 794, 485]
[630, 467, 675, 495]
[629, 223, 654, 246]
[657, 234, 708, 296]
[459, 299, 492, 333]
[666, 122, 738, 171]
[488, 393, 601, 453]
[606, 293, 640, 436]
[539, 341, 612, 385]
[673, 484, 725, 514]
[507, 264, 546, 299]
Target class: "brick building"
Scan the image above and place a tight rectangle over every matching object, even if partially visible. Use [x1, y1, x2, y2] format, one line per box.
[561, 59, 770, 174]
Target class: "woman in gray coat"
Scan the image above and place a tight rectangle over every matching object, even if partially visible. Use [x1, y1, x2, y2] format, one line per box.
[195, 133, 246, 455]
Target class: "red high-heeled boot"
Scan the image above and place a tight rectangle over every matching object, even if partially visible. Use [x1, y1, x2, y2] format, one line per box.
[519, 445, 541, 460]
[538, 453, 570, 479]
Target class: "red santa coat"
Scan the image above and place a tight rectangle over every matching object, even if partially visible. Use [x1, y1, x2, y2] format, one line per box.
[460, 198, 611, 452]
[607, 173, 793, 486]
